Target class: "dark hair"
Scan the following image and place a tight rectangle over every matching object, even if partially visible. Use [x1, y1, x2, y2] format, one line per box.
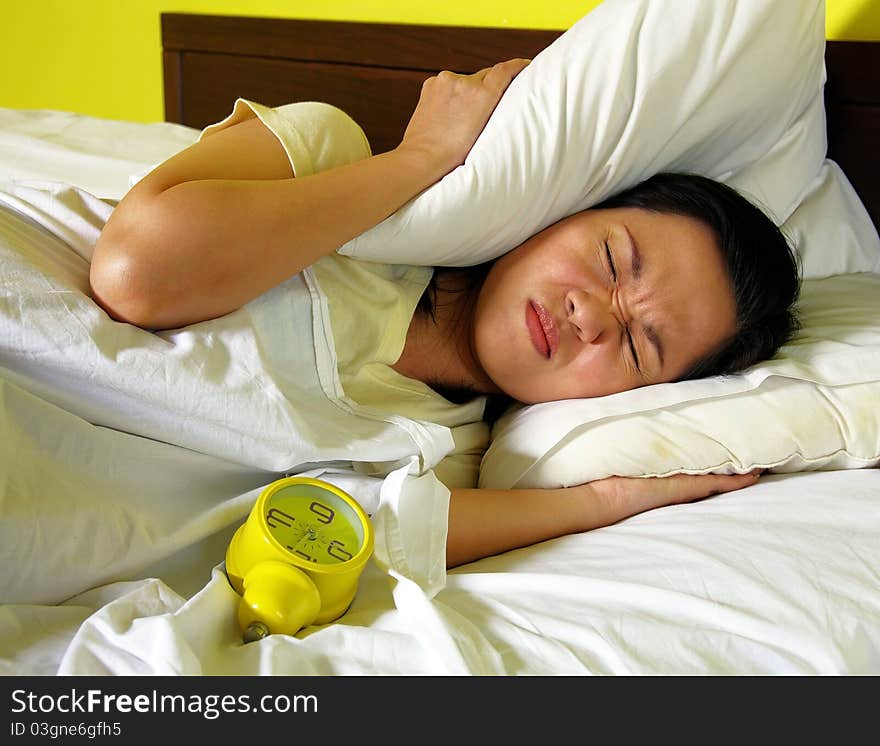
[594, 172, 801, 379]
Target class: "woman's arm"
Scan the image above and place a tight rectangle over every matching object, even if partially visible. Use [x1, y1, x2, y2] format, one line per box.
[446, 471, 762, 567]
[90, 59, 529, 330]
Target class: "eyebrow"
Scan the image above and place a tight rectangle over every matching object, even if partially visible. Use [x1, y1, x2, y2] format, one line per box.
[629, 228, 643, 280]
[625, 227, 664, 370]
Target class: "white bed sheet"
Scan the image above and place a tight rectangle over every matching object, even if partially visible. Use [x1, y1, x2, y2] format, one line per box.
[4, 467, 879, 675]
[1, 108, 879, 676]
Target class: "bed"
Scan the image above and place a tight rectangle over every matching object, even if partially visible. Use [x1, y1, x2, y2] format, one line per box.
[2, 1, 879, 676]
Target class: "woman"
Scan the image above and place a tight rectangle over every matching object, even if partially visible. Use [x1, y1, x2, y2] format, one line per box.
[90, 59, 800, 567]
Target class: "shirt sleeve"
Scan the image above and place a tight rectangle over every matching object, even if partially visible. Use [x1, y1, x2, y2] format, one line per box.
[200, 99, 372, 177]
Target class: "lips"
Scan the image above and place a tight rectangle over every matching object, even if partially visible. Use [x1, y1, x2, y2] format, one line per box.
[526, 300, 559, 359]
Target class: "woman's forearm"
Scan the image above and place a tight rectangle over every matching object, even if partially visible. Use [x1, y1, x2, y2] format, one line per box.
[446, 484, 608, 568]
[445, 470, 762, 568]
[91, 145, 442, 330]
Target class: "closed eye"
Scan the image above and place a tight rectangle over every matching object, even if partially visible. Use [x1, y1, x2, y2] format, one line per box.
[607, 241, 641, 372]
[604, 242, 617, 282]
[626, 328, 641, 372]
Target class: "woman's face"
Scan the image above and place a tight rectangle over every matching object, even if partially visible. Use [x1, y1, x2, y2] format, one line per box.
[472, 207, 737, 404]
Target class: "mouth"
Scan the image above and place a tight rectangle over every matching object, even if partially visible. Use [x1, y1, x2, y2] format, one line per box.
[526, 300, 559, 359]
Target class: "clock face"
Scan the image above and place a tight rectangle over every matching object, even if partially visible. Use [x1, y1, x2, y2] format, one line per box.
[263, 483, 366, 566]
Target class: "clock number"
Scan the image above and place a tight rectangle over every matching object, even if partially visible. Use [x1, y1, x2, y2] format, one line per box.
[310, 501, 335, 525]
[266, 508, 294, 529]
[294, 549, 316, 563]
[327, 540, 353, 562]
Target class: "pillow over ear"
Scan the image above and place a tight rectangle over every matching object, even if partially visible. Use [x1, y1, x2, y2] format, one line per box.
[340, 0, 836, 272]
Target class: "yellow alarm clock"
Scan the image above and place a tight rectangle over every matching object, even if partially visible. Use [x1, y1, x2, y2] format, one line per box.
[225, 476, 374, 643]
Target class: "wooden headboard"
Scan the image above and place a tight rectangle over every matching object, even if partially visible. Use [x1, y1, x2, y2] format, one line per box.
[161, 13, 880, 230]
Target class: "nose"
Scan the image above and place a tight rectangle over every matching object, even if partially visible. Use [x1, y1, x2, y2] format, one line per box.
[565, 288, 616, 344]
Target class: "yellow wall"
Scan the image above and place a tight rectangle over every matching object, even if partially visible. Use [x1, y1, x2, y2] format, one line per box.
[3, 0, 878, 124]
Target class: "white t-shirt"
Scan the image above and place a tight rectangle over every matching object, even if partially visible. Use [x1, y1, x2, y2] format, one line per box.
[201, 100, 490, 488]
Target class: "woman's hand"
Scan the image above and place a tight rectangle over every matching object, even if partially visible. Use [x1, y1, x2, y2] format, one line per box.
[586, 470, 764, 525]
[398, 58, 530, 179]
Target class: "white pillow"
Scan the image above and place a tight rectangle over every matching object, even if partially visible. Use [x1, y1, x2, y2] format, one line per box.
[479, 272, 880, 489]
[781, 161, 880, 278]
[337, 0, 872, 278]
